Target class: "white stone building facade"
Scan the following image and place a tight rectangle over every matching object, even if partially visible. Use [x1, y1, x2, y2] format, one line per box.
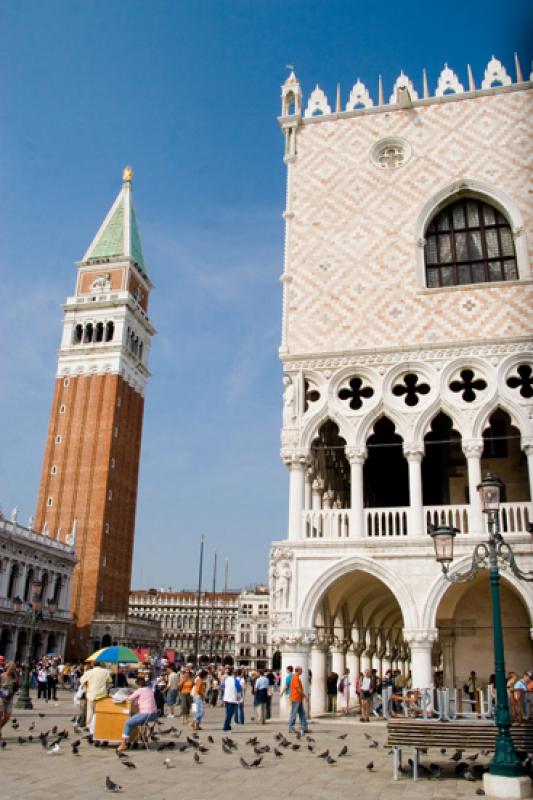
[129, 589, 239, 663]
[235, 585, 272, 671]
[0, 512, 77, 660]
[271, 58, 533, 716]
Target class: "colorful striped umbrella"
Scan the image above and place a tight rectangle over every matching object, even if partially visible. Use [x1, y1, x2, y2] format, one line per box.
[86, 645, 139, 664]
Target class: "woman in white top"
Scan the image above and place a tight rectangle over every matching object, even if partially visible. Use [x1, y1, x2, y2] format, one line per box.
[340, 669, 351, 714]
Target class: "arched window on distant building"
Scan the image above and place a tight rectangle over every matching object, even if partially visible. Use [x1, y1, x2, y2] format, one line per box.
[425, 198, 518, 288]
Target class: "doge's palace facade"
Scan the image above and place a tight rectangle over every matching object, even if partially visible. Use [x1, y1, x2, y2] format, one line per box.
[270, 57, 533, 714]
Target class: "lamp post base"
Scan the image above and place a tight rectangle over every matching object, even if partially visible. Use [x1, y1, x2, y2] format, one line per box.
[483, 774, 533, 799]
[14, 694, 33, 710]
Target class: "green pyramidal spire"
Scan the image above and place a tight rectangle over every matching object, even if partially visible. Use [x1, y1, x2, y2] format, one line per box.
[82, 167, 147, 273]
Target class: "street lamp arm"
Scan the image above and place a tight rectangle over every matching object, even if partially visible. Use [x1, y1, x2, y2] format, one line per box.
[442, 542, 490, 583]
[497, 540, 533, 582]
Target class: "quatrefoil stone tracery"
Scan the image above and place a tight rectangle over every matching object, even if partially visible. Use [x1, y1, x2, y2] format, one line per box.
[507, 364, 533, 399]
[449, 369, 488, 403]
[338, 377, 374, 410]
[304, 380, 320, 411]
[392, 373, 430, 406]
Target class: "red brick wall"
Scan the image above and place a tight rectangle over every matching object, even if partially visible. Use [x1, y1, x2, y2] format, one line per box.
[35, 374, 144, 657]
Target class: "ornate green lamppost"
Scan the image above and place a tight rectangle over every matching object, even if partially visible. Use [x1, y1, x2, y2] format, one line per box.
[430, 474, 532, 781]
[12, 579, 57, 710]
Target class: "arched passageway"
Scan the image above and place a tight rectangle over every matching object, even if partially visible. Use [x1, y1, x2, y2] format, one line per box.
[436, 572, 533, 689]
[364, 417, 408, 508]
[306, 569, 407, 716]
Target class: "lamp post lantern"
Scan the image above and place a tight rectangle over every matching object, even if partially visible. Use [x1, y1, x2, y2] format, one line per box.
[430, 474, 533, 787]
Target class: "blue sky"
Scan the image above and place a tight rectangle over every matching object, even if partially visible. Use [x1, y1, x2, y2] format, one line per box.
[1, 0, 530, 591]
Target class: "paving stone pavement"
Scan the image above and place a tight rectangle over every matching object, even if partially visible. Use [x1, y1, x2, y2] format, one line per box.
[0, 691, 494, 799]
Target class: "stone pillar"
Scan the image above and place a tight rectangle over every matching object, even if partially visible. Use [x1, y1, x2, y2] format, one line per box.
[523, 439, 533, 501]
[310, 644, 327, 717]
[463, 440, 484, 535]
[304, 468, 313, 510]
[284, 453, 307, 541]
[404, 629, 438, 690]
[278, 635, 312, 719]
[360, 646, 374, 673]
[311, 478, 323, 510]
[404, 443, 425, 537]
[330, 645, 345, 678]
[346, 448, 366, 538]
[0, 556, 10, 596]
[440, 632, 456, 688]
[345, 648, 358, 707]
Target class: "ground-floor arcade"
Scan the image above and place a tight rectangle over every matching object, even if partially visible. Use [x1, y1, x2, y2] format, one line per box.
[270, 540, 533, 717]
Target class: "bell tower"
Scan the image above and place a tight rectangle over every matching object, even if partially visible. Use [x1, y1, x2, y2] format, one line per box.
[34, 168, 155, 657]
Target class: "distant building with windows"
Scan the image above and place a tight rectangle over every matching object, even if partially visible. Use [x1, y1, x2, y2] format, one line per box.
[235, 585, 272, 671]
[129, 588, 240, 663]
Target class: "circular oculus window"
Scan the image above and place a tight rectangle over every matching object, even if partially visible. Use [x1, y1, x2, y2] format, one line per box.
[370, 137, 412, 170]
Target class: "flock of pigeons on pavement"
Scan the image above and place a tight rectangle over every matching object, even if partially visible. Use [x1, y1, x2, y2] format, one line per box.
[3, 709, 533, 795]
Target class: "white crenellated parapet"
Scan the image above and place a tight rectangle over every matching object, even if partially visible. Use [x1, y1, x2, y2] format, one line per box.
[345, 78, 374, 110]
[481, 55, 512, 89]
[389, 71, 419, 104]
[304, 85, 332, 118]
[435, 63, 465, 96]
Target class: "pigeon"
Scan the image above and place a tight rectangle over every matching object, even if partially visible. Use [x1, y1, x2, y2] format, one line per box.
[0, 741, 6, 750]
[363, 732, 373, 740]
[38, 713, 45, 718]
[72, 745, 80, 756]
[17, 736, 27, 744]
[28, 722, 35, 731]
[274, 748, 283, 757]
[307, 744, 315, 752]
[481, 749, 490, 757]
[440, 748, 447, 754]
[463, 768, 476, 782]
[105, 776, 122, 792]
[326, 755, 336, 765]
[306, 736, 315, 743]
[251, 757, 263, 767]
[40, 736, 49, 750]
[47, 743, 62, 755]
[338, 745, 348, 757]
[116, 750, 127, 759]
[318, 750, 330, 759]
[11, 722, 19, 730]
[207, 735, 214, 744]
[223, 737, 238, 750]
[291, 743, 300, 751]
[198, 745, 209, 754]
[467, 753, 479, 762]
[454, 762, 468, 777]
[475, 790, 486, 797]
[429, 763, 441, 779]
[240, 757, 251, 768]
[369, 740, 379, 748]
[51, 726, 58, 735]
[121, 760, 136, 769]
[366, 761, 374, 771]
[71, 739, 81, 748]
[337, 733, 348, 740]
[193, 751, 201, 764]
[296, 730, 303, 740]
[450, 750, 463, 761]
[163, 757, 173, 768]
[246, 737, 258, 746]
[222, 743, 233, 754]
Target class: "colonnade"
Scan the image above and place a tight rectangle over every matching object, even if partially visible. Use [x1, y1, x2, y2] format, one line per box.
[285, 436, 533, 540]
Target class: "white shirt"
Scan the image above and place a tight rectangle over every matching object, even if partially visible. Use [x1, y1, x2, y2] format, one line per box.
[223, 676, 241, 703]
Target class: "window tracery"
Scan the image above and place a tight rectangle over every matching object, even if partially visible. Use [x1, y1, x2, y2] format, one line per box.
[425, 198, 517, 288]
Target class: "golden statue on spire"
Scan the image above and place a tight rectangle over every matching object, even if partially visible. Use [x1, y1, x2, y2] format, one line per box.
[123, 165, 133, 182]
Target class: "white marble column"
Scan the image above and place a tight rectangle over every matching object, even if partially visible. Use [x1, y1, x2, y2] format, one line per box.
[404, 443, 425, 537]
[284, 453, 307, 541]
[360, 647, 373, 673]
[330, 645, 345, 677]
[310, 644, 327, 717]
[404, 629, 438, 689]
[463, 440, 484, 534]
[346, 447, 366, 538]
[0, 557, 10, 596]
[523, 439, 533, 501]
[440, 633, 456, 688]
[311, 478, 323, 510]
[278, 638, 311, 719]
[304, 468, 313, 510]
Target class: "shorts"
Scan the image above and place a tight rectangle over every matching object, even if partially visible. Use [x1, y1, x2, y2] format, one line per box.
[181, 693, 192, 715]
[1, 696, 13, 715]
[166, 689, 178, 705]
[360, 691, 372, 700]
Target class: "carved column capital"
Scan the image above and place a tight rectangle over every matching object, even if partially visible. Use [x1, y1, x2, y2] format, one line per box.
[281, 449, 308, 467]
[345, 446, 367, 465]
[462, 439, 484, 459]
[403, 628, 439, 646]
[403, 441, 425, 461]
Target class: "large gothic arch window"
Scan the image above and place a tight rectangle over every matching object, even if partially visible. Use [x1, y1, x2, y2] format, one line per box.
[425, 198, 517, 288]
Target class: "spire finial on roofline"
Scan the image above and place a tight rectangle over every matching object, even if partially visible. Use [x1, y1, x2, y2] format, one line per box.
[123, 165, 133, 183]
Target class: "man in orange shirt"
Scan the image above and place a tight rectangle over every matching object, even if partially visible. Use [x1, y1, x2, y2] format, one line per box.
[288, 666, 311, 734]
